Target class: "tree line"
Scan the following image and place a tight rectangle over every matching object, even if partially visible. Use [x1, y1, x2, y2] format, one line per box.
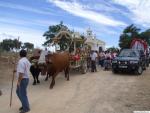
[43, 22, 150, 52]
[0, 39, 34, 52]
[1, 23, 149, 53]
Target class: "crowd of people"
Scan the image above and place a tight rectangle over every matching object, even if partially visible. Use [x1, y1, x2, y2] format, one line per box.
[88, 50, 118, 72]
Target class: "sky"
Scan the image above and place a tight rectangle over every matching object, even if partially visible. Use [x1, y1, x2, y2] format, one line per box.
[0, 0, 150, 48]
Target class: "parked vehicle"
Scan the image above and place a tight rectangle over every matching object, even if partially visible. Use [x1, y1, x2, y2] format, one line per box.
[112, 49, 146, 75]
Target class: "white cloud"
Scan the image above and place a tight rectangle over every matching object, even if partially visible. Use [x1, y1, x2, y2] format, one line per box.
[113, 0, 150, 27]
[0, 18, 32, 26]
[0, 22, 86, 48]
[0, 17, 58, 27]
[86, 20, 119, 36]
[0, 1, 52, 15]
[83, 1, 123, 13]
[34, 20, 58, 26]
[0, 24, 45, 48]
[48, 0, 126, 26]
[66, 24, 85, 33]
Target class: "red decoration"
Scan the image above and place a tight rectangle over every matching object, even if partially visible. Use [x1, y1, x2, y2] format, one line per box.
[71, 54, 80, 61]
[130, 38, 148, 51]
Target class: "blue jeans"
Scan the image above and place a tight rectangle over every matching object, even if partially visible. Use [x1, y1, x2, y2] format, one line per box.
[16, 78, 30, 112]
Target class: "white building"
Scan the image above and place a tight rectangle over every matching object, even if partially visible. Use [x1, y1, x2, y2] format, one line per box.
[85, 28, 105, 51]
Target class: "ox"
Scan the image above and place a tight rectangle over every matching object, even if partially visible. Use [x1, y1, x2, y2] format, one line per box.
[29, 56, 41, 85]
[29, 49, 49, 85]
[30, 62, 41, 85]
[46, 52, 70, 89]
[29, 55, 48, 85]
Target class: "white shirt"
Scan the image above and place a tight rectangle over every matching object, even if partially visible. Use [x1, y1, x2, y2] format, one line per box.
[17, 57, 31, 79]
[91, 52, 98, 61]
[99, 52, 105, 59]
[105, 53, 111, 58]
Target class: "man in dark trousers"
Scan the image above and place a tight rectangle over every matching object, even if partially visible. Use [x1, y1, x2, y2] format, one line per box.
[16, 50, 31, 113]
[90, 50, 98, 72]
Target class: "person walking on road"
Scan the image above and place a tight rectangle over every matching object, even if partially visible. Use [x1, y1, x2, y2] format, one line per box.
[90, 50, 98, 72]
[16, 49, 31, 113]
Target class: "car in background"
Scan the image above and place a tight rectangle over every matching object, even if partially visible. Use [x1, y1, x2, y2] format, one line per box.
[112, 49, 146, 75]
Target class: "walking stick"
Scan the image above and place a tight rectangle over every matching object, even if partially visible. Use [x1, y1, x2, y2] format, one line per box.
[10, 68, 15, 107]
[10, 37, 19, 107]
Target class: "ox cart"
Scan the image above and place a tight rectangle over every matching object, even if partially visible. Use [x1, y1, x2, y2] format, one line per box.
[52, 30, 88, 74]
[69, 38, 88, 74]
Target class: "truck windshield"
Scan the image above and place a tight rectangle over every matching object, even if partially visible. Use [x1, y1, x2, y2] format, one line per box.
[119, 50, 139, 57]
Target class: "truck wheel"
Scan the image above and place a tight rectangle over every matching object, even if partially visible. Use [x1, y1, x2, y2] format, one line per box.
[143, 64, 146, 70]
[112, 69, 118, 74]
[146, 62, 149, 67]
[136, 66, 143, 75]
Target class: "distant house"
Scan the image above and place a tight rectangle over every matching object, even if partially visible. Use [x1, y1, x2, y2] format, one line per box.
[85, 28, 105, 52]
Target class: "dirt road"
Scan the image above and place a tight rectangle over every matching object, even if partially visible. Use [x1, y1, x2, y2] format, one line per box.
[0, 67, 150, 113]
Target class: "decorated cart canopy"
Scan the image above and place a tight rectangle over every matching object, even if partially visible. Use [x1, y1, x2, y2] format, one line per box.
[51, 29, 88, 74]
[130, 38, 148, 52]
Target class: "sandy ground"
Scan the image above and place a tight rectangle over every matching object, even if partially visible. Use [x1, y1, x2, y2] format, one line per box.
[0, 62, 150, 113]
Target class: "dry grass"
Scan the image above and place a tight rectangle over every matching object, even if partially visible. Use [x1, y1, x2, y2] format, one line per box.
[0, 52, 18, 88]
[0, 51, 32, 86]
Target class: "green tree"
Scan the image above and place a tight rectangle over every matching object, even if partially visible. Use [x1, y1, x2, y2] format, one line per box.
[43, 21, 71, 48]
[140, 29, 150, 46]
[0, 39, 22, 51]
[0, 39, 14, 51]
[13, 39, 22, 50]
[119, 34, 132, 49]
[123, 24, 140, 38]
[22, 42, 34, 51]
[43, 22, 87, 51]
[0, 42, 3, 54]
[119, 24, 141, 49]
